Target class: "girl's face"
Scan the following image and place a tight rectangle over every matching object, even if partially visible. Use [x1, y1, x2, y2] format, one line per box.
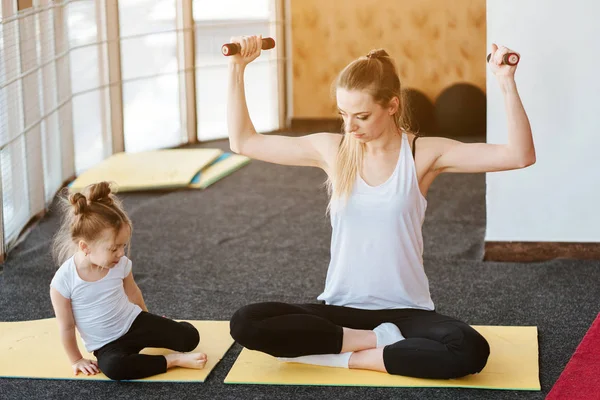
[336, 88, 398, 142]
[82, 226, 130, 269]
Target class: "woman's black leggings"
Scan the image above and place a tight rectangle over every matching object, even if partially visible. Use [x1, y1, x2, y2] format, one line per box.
[230, 302, 490, 379]
[93, 312, 200, 381]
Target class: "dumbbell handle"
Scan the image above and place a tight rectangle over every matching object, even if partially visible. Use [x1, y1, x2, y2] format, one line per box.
[487, 52, 520, 66]
[222, 37, 276, 56]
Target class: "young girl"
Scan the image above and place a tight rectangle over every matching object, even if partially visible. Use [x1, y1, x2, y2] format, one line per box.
[50, 181, 207, 381]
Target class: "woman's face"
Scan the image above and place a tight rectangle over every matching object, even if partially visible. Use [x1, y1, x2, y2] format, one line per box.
[336, 88, 398, 142]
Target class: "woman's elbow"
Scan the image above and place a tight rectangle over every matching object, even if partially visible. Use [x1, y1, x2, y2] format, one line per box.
[230, 136, 255, 156]
[230, 144, 242, 155]
[517, 152, 536, 168]
[229, 138, 244, 155]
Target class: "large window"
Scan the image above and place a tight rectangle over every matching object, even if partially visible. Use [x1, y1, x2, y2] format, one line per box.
[1, 2, 32, 246]
[67, 0, 105, 174]
[119, 0, 184, 153]
[0, 0, 285, 260]
[194, 0, 281, 141]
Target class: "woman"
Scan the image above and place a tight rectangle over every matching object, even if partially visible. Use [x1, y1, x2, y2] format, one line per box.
[226, 35, 534, 379]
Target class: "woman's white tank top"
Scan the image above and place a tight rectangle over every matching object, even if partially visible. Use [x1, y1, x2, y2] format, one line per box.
[317, 133, 434, 310]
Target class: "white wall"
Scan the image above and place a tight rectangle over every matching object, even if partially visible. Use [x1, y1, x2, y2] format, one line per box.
[486, 0, 600, 242]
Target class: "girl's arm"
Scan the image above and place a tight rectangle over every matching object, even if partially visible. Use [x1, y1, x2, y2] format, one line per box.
[123, 272, 148, 311]
[50, 287, 99, 375]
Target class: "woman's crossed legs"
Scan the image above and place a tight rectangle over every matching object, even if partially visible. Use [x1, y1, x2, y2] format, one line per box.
[230, 302, 490, 379]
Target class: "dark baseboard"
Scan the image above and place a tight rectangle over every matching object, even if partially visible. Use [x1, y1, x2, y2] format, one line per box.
[484, 241, 600, 262]
[289, 118, 341, 133]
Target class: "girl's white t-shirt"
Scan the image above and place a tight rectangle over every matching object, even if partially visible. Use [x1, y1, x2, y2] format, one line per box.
[50, 256, 142, 352]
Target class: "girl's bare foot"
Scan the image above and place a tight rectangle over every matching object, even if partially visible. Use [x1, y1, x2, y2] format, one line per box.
[165, 352, 207, 369]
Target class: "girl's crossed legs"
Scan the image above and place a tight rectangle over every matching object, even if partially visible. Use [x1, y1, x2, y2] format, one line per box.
[94, 312, 205, 380]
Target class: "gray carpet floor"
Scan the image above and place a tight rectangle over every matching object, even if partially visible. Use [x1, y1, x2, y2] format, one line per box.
[1, 137, 599, 399]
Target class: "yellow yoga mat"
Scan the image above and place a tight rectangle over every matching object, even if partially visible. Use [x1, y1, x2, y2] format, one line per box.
[0, 318, 234, 382]
[69, 149, 223, 192]
[225, 326, 540, 391]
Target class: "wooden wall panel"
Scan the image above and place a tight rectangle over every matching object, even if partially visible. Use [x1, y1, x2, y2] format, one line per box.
[290, 0, 486, 118]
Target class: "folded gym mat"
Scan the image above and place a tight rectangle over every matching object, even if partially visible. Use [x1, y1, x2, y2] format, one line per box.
[69, 149, 223, 192]
[190, 153, 251, 189]
[224, 325, 540, 390]
[0, 318, 233, 382]
[547, 313, 600, 400]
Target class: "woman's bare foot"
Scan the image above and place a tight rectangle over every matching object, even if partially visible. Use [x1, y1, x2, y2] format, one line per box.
[165, 352, 207, 370]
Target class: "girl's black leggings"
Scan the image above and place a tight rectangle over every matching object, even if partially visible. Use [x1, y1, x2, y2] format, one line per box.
[94, 312, 200, 381]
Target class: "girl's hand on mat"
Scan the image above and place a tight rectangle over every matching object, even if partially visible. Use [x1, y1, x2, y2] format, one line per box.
[72, 358, 99, 376]
[488, 43, 518, 77]
[228, 35, 262, 67]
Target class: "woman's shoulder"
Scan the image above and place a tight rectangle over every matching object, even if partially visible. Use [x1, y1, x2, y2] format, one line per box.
[409, 134, 452, 154]
[308, 132, 343, 147]
[407, 135, 451, 179]
[305, 132, 343, 171]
